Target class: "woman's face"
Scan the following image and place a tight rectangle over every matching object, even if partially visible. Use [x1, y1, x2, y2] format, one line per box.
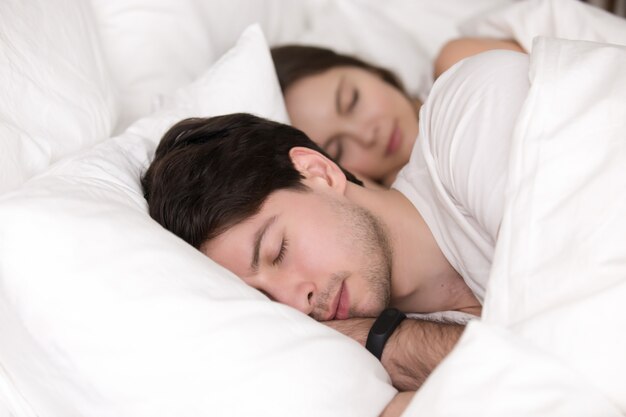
[284, 66, 419, 185]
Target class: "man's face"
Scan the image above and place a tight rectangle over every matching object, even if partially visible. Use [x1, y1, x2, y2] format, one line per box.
[202, 188, 392, 321]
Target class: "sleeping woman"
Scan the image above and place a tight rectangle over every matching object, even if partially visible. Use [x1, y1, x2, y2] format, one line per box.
[271, 38, 523, 186]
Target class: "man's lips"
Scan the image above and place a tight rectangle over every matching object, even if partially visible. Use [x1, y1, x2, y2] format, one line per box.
[336, 282, 350, 320]
[328, 281, 350, 320]
[385, 124, 402, 156]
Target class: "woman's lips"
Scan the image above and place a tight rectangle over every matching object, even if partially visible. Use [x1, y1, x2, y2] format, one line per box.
[385, 124, 402, 156]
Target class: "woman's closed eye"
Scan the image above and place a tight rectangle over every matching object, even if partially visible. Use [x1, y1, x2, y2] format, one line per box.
[337, 87, 360, 115]
[326, 84, 359, 161]
[338, 81, 359, 114]
[347, 88, 359, 112]
[325, 138, 344, 162]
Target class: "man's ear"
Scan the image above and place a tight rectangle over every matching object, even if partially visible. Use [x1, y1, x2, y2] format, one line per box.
[289, 147, 347, 194]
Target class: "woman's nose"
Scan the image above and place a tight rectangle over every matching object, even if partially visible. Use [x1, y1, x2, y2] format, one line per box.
[347, 122, 377, 149]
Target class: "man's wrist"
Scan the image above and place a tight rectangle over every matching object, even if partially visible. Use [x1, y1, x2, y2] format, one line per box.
[366, 308, 406, 360]
[380, 319, 465, 391]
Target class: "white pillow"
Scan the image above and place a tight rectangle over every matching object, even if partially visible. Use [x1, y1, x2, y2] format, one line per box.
[459, 0, 626, 52]
[296, 0, 432, 101]
[296, 0, 515, 101]
[0, 0, 116, 195]
[0, 25, 395, 417]
[91, 0, 315, 133]
[194, 0, 315, 58]
[90, 0, 215, 133]
[365, 0, 514, 59]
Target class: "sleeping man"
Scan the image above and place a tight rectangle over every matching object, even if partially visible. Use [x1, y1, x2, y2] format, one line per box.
[142, 50, 530, 414]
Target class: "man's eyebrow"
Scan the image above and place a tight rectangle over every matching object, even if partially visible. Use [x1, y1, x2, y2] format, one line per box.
[335, 75, 346, 115]
[251, 215, 278, 273]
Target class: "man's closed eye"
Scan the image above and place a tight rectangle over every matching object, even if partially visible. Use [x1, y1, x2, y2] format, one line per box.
[272, 237, 288, 266]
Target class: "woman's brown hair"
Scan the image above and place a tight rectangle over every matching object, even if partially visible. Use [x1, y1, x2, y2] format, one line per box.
[271, 45, 406, 95]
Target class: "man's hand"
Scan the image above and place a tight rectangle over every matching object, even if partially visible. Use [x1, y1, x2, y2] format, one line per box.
[323, 317, 465, 391]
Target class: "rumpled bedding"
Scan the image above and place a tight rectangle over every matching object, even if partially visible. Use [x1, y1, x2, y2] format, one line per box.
[460, 0, 626, 49]
[401, 34, 626, 417]
[1, 1, 625, 416]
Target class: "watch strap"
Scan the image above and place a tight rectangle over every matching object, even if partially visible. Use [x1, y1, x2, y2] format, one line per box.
[366, 308, 406, 360]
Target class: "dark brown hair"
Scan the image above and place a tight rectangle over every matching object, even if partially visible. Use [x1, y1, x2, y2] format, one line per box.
[271, 44, 406, 95]
[142, 113, 363, 248]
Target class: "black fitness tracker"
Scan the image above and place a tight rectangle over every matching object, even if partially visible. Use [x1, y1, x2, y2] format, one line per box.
[365, 308, 406, 360]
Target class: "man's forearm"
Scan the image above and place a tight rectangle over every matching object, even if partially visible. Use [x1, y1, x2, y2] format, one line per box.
[382, 319, 464, 390]
[380, 391, 415, 417]
[324, 317, 465, 391]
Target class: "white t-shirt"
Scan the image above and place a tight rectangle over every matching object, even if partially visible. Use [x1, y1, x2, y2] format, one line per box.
[393, 50, 530, 302]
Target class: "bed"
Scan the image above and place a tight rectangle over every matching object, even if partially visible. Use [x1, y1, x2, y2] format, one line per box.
[1, 0, 625, 416]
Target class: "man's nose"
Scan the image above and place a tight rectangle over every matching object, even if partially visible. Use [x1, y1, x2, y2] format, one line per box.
[263, 278, 315, 316]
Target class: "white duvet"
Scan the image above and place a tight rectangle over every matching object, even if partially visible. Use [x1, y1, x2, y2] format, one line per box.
[398, 3, 626, 414]
[403, 34, 626, 417]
